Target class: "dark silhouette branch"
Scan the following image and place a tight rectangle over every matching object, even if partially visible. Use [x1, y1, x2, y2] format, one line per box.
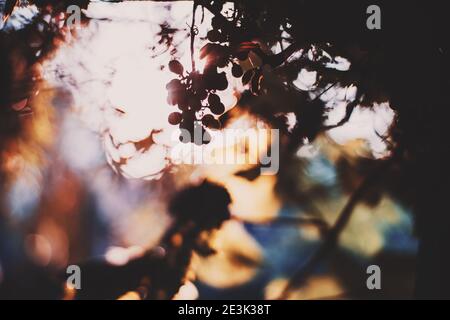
[323, 99, 358, 130]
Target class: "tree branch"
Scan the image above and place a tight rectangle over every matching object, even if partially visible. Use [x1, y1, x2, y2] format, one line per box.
[323, 99, 358, 130]
[278, 158, 393, 299]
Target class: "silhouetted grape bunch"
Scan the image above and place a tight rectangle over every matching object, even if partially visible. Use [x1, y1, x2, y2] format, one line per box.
[165, 0, 267, 145]
[166, 47, 252, 145]
[166, 57, 230, 145]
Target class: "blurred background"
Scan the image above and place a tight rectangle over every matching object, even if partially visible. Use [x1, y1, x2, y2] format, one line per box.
[0, 1, 418, 299]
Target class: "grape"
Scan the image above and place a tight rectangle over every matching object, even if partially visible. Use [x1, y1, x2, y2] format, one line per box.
[207, 30, 221, 42]
[196, 89, 208, 101]
[202, 115, 221, 130]
[188, 94, 202, 111]
[201, 114, 215, 126]
[202, 129, 212, 144]
[168, 60, 184, 75]
[168, 112, 182, 125]
[211, 16, 222, 29]
[232, 64, 243, 78]
[210, 102, 225, 115]
[208, 93, 221, 106]
[179, 132, 190, 144]
[182, 110, 195, 122]
[213, 72, 228, 91]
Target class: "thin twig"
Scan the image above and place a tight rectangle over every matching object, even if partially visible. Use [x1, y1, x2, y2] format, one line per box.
[314, 82, 338, 101]
[323, 99, 358, 130]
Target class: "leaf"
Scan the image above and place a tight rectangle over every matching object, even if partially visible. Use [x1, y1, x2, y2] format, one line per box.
[236, 50, 249, 61]
[242, 69, 254, 85]
[168, 60, 184, 75]
[199, 43, 214, 59]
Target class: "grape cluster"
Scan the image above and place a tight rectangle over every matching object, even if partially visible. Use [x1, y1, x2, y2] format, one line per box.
[165, 47, 254, 145]
[205, 14, 247, 77]
[165, 3, 262, 145]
